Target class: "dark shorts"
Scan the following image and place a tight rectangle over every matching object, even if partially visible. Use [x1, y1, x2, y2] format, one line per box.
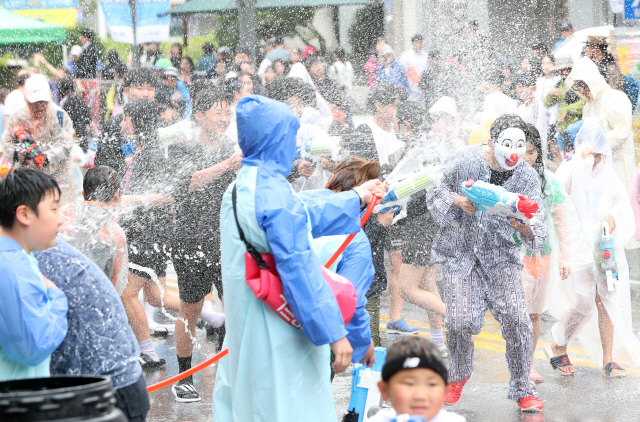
[401, 213, 439, 268]
[114, 374, 150, 422]
[172, 244, 223, 303]
[127, 238, 170, 279]
[385, 223, 405, 252]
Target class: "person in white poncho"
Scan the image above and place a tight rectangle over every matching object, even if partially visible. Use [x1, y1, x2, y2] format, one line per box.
[566, 56, 634, 189]
[548, 118, 640, 377]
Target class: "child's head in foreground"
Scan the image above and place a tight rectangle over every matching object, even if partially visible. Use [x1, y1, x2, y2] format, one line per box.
[379, 336, 448, 421]
[0, 169, 61, 252]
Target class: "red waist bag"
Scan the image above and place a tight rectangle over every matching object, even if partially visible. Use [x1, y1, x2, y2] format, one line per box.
[232, 185, 375, 329]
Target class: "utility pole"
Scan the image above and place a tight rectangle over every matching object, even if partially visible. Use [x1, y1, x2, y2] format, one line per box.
[129, 0, 140, 68]
[237, 0, 257, 59]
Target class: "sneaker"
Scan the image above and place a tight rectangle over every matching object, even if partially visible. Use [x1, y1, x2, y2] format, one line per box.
[206, 323, 226, 351]
[444, 375, 471, 405]
[386, 319, 418, 335]
[171, 382, 201, 403]
[518, 396, 544, 412]
[138, 353, 166, 370]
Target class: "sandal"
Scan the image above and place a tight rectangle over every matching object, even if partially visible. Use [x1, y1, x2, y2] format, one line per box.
[544, 344, 574, 376]
[602, 362, 626, 378]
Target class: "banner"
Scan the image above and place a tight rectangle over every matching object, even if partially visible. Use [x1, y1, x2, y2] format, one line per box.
[3, 0, 78, 8]
[99, 0, 169, 44]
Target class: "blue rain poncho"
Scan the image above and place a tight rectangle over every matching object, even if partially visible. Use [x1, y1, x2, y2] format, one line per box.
[212, 96, 364, 422]
[0, 237, 68, 381]
[301, 189, 375, 363]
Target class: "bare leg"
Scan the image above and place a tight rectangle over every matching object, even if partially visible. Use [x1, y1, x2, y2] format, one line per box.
[388, 250, 404, 321]
[530, 313, 541, 356]
[596, 293, 624, 375]
[418, 265, 445, 328]
[399, 263, 446, 316]
[176, 299, 204, 357]
[529, 313, 543, 381]
[121, 271, 153, 342]
[143, 276, 181, 312]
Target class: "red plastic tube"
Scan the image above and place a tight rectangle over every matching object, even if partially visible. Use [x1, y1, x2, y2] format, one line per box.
[146, 348, 229, 392]
[324, 196, 379, 269]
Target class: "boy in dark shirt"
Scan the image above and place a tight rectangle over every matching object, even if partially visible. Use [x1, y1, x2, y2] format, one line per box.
[169, 87, 240, 402]
[96, 68, 159, 174]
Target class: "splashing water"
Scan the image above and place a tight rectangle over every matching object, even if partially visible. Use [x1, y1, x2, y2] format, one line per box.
[128, 262, 199, 349]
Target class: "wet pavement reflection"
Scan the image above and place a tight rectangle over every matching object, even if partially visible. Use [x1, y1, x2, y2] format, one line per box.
[145, 279, 640, 422]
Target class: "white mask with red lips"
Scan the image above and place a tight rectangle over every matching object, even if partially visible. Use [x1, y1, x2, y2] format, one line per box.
[493, 127, 526, 170]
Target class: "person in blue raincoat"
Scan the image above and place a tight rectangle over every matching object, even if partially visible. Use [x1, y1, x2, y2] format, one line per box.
[306, 157, 382, 365]
[212, 96, 385, 422]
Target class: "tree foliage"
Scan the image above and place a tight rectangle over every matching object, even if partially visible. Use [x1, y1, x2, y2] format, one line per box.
[348, 1, 384, 66]
[214, 8, 318, 52]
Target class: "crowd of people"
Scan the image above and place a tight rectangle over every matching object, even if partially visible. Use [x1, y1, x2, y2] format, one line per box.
[1, 20, 640, 422]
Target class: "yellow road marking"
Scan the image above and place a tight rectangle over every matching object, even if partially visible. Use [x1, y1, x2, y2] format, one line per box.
[379, 314, 639, 375]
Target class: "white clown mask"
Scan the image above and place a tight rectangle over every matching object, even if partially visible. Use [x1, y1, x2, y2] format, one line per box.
[493, 127, 526, 170]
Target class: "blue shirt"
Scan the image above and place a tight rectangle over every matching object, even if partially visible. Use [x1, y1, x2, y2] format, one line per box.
[375, 59, 409, 93]
[554, 38, 566, 50]
[35, 239, 141, 390]
[0, 237, 68, 381]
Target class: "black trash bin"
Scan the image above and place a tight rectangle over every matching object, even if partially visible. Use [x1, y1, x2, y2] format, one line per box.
[0, 375, 127, 422]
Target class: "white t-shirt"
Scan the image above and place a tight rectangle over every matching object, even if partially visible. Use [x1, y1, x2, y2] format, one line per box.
[400, 50, 429, 76]
[4, 89, 26, 119]
[366, 122, 404, 167]
[400, 50, 429, 102]
[368, 407, 466, 422]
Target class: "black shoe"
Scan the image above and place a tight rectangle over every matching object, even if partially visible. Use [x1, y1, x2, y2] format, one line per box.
[206, 323, 226, 351]
[172, 382, 201, 402]
[138, 353, 166, 370]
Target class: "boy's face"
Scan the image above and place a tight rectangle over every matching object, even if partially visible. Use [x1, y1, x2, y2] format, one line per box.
[375, 101, 398, 126]
[126, 83, 156, 101]
[22, 191, 61, 251]
[196, 101, 231, 138]
[379, 368, 448, 421]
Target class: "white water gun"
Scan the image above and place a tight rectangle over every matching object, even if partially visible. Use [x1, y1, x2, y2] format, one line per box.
[599, 221, 618, 292]
[299, 135, 343, 165]
[158, 120, 197, 159]
[373, 165, 442, 217]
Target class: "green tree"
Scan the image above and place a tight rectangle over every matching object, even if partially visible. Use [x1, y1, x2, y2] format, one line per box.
[348, 1, 383, 67]
[214, 8, 326, 54]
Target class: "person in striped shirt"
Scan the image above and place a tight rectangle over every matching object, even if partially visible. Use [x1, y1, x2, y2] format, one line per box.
[424, 114, 548, 413]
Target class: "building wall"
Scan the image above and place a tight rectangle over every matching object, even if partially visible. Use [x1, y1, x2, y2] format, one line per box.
[569, 0, 613, 30]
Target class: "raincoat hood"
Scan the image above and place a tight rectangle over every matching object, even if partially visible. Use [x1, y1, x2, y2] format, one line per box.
[236, 95, 301, 176]
[574, 117, 612, 164]
[566, 56, 609, 101]
[288, 62, 315, 86]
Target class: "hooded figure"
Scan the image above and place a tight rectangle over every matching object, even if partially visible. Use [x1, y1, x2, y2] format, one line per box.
[553, 118, 640, 370]
[428, 96, 465, 152]
[212, 96, 365, 421]
[566, 57, 634, 188]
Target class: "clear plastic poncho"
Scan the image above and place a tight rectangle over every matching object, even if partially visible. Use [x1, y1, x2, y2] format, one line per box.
[518, 168, 593, 315]
[550, 118, 640, 368]
[59, 200, 129, 295]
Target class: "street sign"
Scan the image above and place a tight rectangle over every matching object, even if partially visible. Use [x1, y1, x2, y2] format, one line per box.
[625, 0, 640, 19]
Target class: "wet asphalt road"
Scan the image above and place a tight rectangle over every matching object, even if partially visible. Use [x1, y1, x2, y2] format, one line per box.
[143, 274, 640, 422]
